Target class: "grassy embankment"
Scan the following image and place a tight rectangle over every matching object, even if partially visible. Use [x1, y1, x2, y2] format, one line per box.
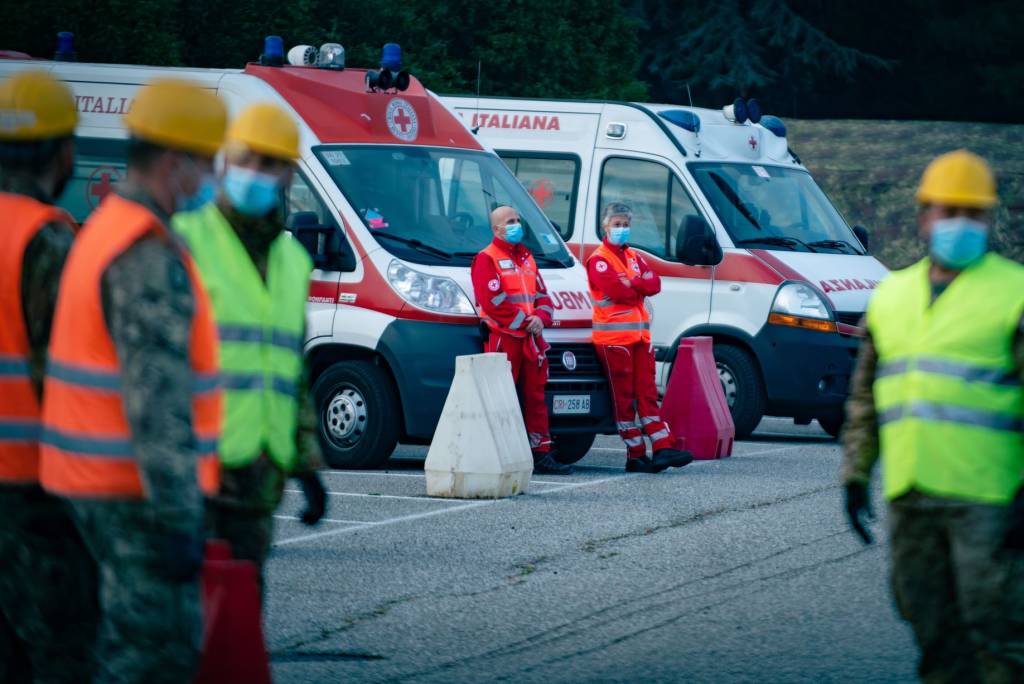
[787, 119, 1024, 269]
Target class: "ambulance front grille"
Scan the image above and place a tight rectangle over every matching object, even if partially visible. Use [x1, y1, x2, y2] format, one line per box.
[546, 343, 603, 378]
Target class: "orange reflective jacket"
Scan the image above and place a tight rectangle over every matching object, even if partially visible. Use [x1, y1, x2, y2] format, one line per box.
[477, 241, 538, 339]
[0, 194, 73, 483]
[586, 242, 651, 345]
[39, 194, 221, 499]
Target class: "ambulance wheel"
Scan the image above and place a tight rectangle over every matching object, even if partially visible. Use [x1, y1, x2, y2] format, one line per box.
[713, 344, 765, 440]
[314, 361, 400, 469]
[552, 433, 596, 464]
[817, 412, 844, 440]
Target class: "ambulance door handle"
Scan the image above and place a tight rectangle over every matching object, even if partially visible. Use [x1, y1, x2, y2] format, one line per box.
[729, 284, 741, 292]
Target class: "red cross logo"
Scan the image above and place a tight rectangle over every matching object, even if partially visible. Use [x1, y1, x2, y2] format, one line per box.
[529, 179, 555, 208]
[748, 136, 758, 151]
[393, 107, 412, 133]
[86, 166, 123, 209]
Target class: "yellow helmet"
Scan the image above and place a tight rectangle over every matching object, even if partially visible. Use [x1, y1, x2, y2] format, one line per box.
[226, 103, 299, 161]
[916, 149, 997, 209]
[0, 70, 77, 141]
[123, 78, 226, 157]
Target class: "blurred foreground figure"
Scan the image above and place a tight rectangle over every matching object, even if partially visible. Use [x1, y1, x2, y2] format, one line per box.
[842, 150, 1024, 682]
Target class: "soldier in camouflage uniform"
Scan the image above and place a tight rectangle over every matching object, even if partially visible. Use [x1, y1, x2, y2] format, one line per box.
[0, 71, 97, 684]
[842, 150, 1024, 683]
[38, 79, 227, 684]
[174, 103, 327, 596]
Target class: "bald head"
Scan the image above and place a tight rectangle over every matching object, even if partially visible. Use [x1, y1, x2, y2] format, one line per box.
[490, 205, 521, 241]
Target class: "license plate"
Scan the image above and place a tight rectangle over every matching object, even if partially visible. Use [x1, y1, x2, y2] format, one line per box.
[553, 395, 590, 415]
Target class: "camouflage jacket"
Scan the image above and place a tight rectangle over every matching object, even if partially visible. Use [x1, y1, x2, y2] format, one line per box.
[100, 185, 204, 536]
[208, 202, 323, 514]
[841, 310, 1024, 485]
[0, 172, 75, 399]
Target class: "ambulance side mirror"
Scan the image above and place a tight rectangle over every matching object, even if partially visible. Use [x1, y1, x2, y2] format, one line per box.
[675, 216, 723, 266]
[853, 225, 870, 253]
[287, 211, 357, 273]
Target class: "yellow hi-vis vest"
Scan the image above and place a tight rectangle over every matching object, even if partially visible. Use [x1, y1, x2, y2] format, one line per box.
[867, 253, 1024, 504]
[174, 203, 312, 472]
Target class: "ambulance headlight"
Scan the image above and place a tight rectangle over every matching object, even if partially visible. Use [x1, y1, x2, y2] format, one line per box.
[318, 43, 345, 70]
[387, 260, 475, 315]
[771, 282, 831, 320]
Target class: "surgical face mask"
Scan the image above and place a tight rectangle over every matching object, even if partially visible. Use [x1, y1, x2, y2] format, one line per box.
[929, 216, 988, 269]
[174, 155, 216, 213]
[608, 225, 631, 246]
[504, 222, 524, 244]
[223, 164, 282, 217]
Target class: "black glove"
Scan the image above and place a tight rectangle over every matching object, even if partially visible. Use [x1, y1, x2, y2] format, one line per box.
[159, 531, 205, 582]
[297, 471, 327, 526]
[845, 481, 874, 545]
[1002, 487, 1024, 552]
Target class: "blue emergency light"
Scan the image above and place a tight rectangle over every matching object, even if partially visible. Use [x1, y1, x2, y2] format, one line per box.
[381, 43, 402, 71]
[760, 115, 787, 138]
[260, 35, 284, 66]
[54, 31, 76, 62]
[366, 43, 410, 92]
[658, 110, 701, 133]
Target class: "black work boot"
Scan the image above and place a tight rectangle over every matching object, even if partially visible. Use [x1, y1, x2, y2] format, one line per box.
[625, 456, 669, 473]
[652, 448, 694, 469]
[533, 451, 573, 475]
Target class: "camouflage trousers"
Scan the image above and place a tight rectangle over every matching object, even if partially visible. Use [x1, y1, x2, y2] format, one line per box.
[71, 499, 202, 684]
[206, 500, 275, 600]
[889, 491, 1024, 684]
[0, 484, 97, 684]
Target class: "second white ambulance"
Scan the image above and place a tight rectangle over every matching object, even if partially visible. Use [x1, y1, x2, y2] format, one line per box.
[443, 96, 889, 438]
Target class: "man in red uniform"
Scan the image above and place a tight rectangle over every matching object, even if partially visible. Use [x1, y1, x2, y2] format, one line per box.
[472, 205, 570, 474]
[587, 202, 693, 473]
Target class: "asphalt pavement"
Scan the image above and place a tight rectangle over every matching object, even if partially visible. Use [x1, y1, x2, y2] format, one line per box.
[264, 418, 918, 683]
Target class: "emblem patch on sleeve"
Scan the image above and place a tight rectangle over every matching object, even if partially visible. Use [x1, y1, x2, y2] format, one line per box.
[595, 260, 608, 272]
[488, 279, 500, 292]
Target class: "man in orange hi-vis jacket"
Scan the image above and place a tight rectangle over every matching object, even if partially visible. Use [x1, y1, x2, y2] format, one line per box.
[587, 202, 693, 473]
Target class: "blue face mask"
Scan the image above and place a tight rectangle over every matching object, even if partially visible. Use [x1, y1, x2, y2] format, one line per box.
[608, 226, 631, 246]
[504, 222, 524, 244]
[173, 154, 216, 213]
[930, 216, 988, 269]
[223, 165, 282, 217]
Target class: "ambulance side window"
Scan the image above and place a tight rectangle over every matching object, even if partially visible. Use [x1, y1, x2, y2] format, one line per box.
[599, 157, 702, 262]
[285, 173, 336, 228]
[61, 137, 129, 223]
[500, 154, 578, 240]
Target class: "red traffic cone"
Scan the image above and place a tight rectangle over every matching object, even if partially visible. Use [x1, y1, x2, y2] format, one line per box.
[660, 337, 734, 459]
[193, 540, 272, 684]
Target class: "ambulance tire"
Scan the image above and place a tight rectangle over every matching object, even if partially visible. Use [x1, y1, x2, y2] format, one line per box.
[713, 343, 765, 440]
[314, 361, 400, 469]
[552, 433, 596, 464]
[816, 412, 844, 440]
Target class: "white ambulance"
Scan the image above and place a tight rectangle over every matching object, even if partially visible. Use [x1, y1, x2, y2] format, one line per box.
[442, 96, 889, 438]
[0, 38, 615, 467]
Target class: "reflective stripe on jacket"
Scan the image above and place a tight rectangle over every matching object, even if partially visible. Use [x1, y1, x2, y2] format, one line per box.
[476, 241, 539, 338]
[868, 253, 1024, 504]
[39, 194, 221, 499]
[0, 194, 72, 483]
[586, 242, 651, 345]
[174, 203, 312, 472]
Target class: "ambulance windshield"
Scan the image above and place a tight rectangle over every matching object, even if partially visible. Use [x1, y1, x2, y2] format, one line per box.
[315, 145, 572, 266]
[689, 163, 863, 254]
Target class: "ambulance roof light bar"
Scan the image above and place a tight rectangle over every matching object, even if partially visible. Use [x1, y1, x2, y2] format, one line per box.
[659, 110, 701, 133]
[54, 31, 76, 62]
[318, 43, 345, 70]
[260, 35, 284, 66]
[366, 43, 410, 92]
[760, 115, 787, 138]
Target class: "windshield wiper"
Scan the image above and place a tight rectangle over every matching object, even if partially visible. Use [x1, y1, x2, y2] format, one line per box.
[807, 239, 862, 255]
[372, 232, 453, 260]
[735, 236, 818, 253]
[709, 172, 763, 231]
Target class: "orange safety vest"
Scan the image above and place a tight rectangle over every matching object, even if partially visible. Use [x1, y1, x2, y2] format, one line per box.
[586, 242, 651, 345]
[477, 241, 539, 338]
[39, 194, 222, 499]
[0, 193, 74, 484]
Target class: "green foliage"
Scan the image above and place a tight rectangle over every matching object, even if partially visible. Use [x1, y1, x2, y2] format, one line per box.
[789, 119, 1024, 268]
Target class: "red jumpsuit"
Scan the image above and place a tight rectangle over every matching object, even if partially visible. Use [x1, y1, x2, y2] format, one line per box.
[471, 238, 554, 454]
[587, 240, 674, 459]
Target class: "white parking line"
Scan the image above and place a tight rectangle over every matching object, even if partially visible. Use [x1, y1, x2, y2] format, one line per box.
[274, 500, 495, 547]
[282, 489, 471, 503]
[273, 515, 370, 525]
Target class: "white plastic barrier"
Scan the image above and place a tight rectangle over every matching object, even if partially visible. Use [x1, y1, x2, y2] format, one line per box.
[425, 353, 533, 498]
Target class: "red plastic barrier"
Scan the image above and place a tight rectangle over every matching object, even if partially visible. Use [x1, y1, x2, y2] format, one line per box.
[194, 540, 272, 684]
[660, 336, 735, 460]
